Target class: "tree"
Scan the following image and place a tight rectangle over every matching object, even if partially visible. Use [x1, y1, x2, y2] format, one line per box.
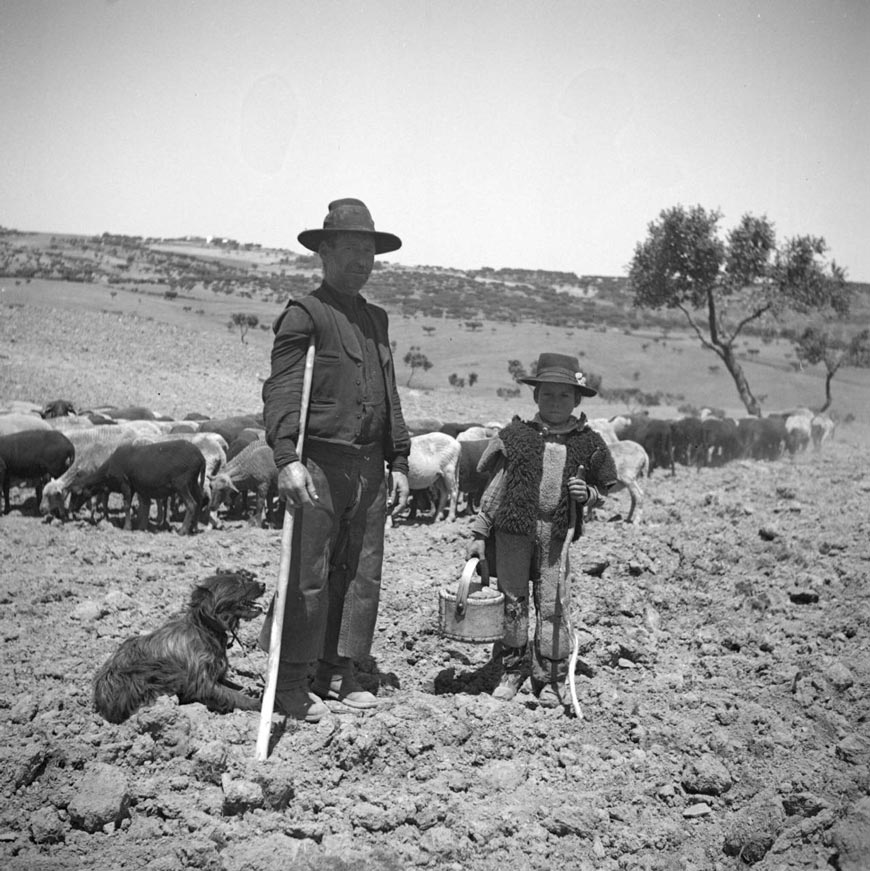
[403, 346, 433, 386]
[468, 372, 478, 388]
[448, 373, 466, 390]
[507, 359, 527, 382]
[628, 205, 848, 415]
[229, 312, 259, 343]
[794, 327, 870, 412]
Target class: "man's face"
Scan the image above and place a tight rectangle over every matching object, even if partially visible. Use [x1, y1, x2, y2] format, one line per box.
[535, 382, 579, 425]
[321, 232, 376, 294]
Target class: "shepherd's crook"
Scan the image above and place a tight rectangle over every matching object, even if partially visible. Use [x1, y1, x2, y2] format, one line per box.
[561, 465, 584, 720]
[256, 338, 316, 760]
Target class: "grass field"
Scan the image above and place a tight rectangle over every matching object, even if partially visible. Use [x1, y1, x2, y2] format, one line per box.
[3, 273, 869, 428]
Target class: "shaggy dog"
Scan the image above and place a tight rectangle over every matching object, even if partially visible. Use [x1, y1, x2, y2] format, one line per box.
[93, 571, 266, 723]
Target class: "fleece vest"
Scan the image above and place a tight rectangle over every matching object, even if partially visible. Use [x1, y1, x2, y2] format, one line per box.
[494, 419, 609, 541]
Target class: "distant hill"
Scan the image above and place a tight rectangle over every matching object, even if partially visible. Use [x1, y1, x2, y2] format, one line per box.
[3, 227, 867, 341]
[2, 226, 869, 426]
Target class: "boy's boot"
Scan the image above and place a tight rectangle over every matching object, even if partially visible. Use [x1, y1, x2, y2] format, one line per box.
[492, 595, 530, 701]
[531, 648, 570, 710]
[492, 643, 529, 700]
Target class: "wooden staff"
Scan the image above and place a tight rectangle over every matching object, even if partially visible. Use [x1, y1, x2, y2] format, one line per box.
[256, 337, 316, 761]
[561, 465, 584, 720]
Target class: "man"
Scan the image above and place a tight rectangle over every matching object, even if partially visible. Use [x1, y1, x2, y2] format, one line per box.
[261, 198, 410, 722]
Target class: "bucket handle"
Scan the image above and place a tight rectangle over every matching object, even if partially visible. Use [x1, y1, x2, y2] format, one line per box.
[455, 557, 490, 618]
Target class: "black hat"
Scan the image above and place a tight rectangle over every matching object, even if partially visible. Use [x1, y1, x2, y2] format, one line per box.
[297, 198, 402, 254]
[519, 352, 597, 397]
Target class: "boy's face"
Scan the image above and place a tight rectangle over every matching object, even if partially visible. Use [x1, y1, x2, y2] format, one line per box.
[535, 382, 579, 425]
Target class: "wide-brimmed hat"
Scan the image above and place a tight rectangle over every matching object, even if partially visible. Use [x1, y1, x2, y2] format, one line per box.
[297, 198, 402, 255]
[519, 352, 597, 397]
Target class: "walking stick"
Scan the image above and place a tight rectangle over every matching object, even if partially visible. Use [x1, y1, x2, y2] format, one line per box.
[256, 338, 316, 760]
[561, 465, 585, 720]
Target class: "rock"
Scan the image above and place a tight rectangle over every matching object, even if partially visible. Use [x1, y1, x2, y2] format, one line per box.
[683, 803, 712, 817]
[192, 741, 227, 784]
[419, 824, 459, 857]
[681, 755, 733, 796]
[541, 804, 608, 837]
[836, 734, 870, 766]
[9, 695, 38, 724]
[68, 762, 130, 833]
[29, 806, 66, 844]
[788, 588, 819, 604]
[351, 801, 390, 832]
[825, 661, 855, 691]
[104, 590, 135, 610]
[782, 791, 828, 817]
[221, 773, 263, 816]
[828, 797, 870, 871]
[758, 526, 778, 541]
[479, 759, 527, 792]
[220, 832, 303, 871]
[13, 744, 49, 788]
[72, 600, 105, 621]
[722, 789, 785, 865]
[251, 763, 295, 811]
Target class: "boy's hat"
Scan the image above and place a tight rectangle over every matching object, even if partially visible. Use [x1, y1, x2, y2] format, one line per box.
[297, 198, 402, 255]
[519, 352, 597, 397]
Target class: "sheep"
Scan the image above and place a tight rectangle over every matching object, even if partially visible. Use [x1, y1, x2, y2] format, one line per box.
[209, 442, 278, 528]
[456, 438, 494, 514]
[392, 432, 461, 523]
[145, 432, 228, 527]
[70, 440, 205, 535]
[810, 413, 836, 451]
[785, 413, 812, 455]
[40, 426, 142, 518]
[594, 439, 648, 524]
[0, 413, 52, 437]
[456, 422, 503, 442]
[0, 430, 75, 514]
[198, 415, 264, 446]
[588, 418, 619, 445]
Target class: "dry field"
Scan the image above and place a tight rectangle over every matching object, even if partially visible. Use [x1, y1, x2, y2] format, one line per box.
[1, 283, 869, 870]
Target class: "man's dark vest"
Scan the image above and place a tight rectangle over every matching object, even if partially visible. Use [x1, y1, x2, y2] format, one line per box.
[291, 286, 407, 461]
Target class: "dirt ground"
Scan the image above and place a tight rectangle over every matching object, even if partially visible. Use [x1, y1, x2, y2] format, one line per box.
[1, 304, 870, 870]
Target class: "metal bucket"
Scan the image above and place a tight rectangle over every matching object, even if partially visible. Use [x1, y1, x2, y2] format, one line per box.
[438, 557, 504, 643]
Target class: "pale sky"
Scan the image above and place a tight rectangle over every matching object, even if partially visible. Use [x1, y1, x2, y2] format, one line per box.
[1, 0, 868, 279]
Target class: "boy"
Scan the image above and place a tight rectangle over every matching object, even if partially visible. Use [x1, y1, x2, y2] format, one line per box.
[467, 352, 618, 708]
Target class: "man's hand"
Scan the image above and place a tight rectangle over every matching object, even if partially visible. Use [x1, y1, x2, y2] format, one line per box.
[277, 461, 318, 509]
[389, 471, 410, 513]
[567, 475, 589, 504]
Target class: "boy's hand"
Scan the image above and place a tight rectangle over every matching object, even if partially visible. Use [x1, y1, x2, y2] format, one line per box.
[567, 476, 589, 504]
[467, 538, 487, 562]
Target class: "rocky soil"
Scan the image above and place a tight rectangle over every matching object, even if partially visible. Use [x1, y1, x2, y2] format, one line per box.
[1, 301, 870, 870]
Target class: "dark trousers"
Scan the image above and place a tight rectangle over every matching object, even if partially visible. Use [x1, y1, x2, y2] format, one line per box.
[268, 443, 387, 672]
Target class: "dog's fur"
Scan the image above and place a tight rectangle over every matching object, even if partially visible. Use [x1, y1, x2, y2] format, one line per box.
[93, 571, 266, 723]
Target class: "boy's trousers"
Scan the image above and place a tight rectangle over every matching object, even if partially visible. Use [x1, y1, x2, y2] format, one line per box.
[495, 523, 573, 684]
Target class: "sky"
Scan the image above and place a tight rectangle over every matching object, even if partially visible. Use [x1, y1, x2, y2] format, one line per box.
[1, 0, 868, 279]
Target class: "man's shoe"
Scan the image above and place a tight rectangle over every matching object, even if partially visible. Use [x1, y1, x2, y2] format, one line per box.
[492, 671, 526, 701]
[312, 672, 379, 710]
[274, 687, 329, 722]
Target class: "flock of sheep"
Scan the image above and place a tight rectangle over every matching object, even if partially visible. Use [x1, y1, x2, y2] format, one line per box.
[0, 400, 837, 535]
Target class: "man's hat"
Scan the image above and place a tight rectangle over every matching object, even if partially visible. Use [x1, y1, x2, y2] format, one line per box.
[297, 198, 402, 255]
[519, 352, 597, 397]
